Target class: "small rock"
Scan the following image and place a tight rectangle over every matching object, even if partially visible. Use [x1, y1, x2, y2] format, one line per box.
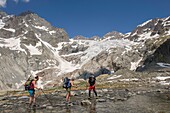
[98, 94, 103, 97]
[42, 104, 47, 108]
[18, 96, 29, 99]
[81, 100, 91, 106]
[102, 89, 108, 92]
[96, 90, 103, 93]
[110, 97, 115, 100]
[117, 97, 127, 101]
[46, 106, 53, 109]
[59, 93, 66, 97]
[97, 99, 106, 102]
[71, 91, 79, 96]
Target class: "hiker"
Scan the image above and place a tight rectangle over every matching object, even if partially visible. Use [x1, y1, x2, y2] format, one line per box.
[27, 76, 41, 107]
[87, 75, 98, 99]
[63, 77, 77, 103]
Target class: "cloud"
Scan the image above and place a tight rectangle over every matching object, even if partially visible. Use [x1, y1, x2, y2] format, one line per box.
[0, 0, 30, 7]
[13, 0, 19, 3]
[0, 0, 7, 7]
[22, 0, 30, 3]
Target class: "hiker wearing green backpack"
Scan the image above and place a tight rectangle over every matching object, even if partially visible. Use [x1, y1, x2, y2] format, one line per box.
[25, 76, 41, 108]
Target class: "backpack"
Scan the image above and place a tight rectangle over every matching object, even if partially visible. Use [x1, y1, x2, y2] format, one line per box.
[89, 76, 95, 86]
[24, 79, 34, 90]
[63, 77, 71, 88]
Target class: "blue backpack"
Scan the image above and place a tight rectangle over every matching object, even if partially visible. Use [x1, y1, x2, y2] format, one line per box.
[63, 77, 71, 88]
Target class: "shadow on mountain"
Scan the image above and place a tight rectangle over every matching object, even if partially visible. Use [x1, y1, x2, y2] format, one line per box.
[137, 38, 170, 72]
[79, 67, 111, 80]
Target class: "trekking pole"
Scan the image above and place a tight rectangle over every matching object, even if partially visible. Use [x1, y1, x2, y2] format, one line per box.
[40, 89, 53, 106]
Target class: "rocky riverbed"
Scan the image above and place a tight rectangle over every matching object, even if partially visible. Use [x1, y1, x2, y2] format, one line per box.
[1, 69, 170, 113]
[0, 85, 170, 113]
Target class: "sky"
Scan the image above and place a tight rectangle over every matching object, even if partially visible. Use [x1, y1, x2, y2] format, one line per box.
[0, 0, 170, 38]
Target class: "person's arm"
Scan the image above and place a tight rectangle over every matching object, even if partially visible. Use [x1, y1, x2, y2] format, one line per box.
[70, 80, 78, 88]
[93, 78, 96, 87]
[86, 80, 89, 89]
[32, 81, 40, 89]
[70, 80, 74, 86]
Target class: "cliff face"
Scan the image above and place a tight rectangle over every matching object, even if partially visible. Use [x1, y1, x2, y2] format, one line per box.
[0, 11, 69, 90]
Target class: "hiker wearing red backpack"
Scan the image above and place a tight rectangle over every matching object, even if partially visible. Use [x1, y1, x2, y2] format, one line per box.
[26, 76, 41, 108]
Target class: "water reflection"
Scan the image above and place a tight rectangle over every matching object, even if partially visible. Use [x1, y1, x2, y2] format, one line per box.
[65, 105, 71, 113]
[89, 99, 97, 113]
[81, 98, 97, 113]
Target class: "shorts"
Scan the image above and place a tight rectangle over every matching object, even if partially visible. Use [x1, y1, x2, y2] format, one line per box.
[66, 88, 71, 93]
[89, 86, 95, 91]
[28, 89, 35, 97]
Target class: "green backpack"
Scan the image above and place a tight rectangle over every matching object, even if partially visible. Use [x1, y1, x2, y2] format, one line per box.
[24, 78, 34, 90]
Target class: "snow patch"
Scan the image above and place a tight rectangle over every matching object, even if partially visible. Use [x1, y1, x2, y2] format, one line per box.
[130, 58, 142, 71]
[157, 63, 170, 68]
[107, 75, 122, 80]
[0, 37, 26, 53]
[0, 19, 5, 29]
[155, 76, 170, 81]
[49, 30, 56, 35]
[35, 33, 78, 76]
[33, 25, 49, 31]
[138, 19, 152, 27]
[2, 28, 15, 32]
[24, 41, 42, 55]
[119, 78, 139, 82]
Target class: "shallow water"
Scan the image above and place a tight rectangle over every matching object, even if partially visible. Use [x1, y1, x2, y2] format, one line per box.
[0, 90, 170, 113]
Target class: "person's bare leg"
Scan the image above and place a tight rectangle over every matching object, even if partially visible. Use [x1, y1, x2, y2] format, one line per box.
[33, 95, 36, 106]
[29, 96, 33, 107]
[66, 92, 70, 102]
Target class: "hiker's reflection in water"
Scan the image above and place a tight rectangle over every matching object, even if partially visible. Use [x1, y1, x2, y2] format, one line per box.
[89, 100, 97, 113]
[27, 108, 36, 113]
[66, 105, 71, 113]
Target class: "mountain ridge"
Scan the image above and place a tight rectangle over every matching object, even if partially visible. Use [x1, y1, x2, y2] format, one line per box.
[0, 10, 170, 90]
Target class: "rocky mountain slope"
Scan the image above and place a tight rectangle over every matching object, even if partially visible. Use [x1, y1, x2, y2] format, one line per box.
[0, 10, 170, 90]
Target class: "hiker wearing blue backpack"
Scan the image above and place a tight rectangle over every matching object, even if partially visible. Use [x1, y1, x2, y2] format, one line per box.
[63, 77, 77, 103]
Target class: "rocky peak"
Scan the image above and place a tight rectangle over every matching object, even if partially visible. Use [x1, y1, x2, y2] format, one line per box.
[0, 10, 69, 46]
[90, 35, 101, 40]
[103, 31, 124, 40]
[0, 10, 7, 19]
[127, 16, 170, 42]
[73, 35, 88, 40]
[18, 10, 36, 16]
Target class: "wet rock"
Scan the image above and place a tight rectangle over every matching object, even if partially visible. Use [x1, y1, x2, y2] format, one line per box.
[98, 94, 103, 97]
[97, 99, 106, 102]
[71, 91, 79, 96]
[96, 90, 103, 93]
[81, 100, 91, 106]
[106, 94, 111, 99]
[42, 104, 47, 108]
[59, 93, 66, 97]
[46, 105, 53, 109]
[18, 96, 29, 99]
[156, 89, 163, 93]
[117, 97, 128, 101]
[102, 89, 108, 92]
